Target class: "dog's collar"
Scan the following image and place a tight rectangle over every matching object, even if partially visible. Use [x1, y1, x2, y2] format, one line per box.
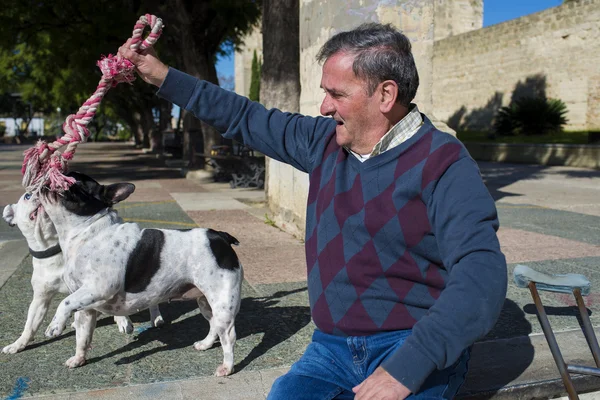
[29, 244, 62, 259]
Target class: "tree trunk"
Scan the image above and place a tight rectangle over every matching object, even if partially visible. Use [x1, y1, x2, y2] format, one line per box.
[152, 99, 171, 153]
[132, 112, 144, 148]
[261, 0, 300, 112]
[261, 0, 300, 197]
[179, 54, 221, 168]
[141, 108, 152, 150]
[172, 0, 224, 168]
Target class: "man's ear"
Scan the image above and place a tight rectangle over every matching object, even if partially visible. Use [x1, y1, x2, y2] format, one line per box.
[103, 183, 135, 205]
[379, 80, 399, 113]
[3, 204, 16, 226]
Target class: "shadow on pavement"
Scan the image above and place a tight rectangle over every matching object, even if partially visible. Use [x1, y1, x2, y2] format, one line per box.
[68, 157, 182, 182]
[81, 288, 311, 373]
[478, 163, 546, 203]
[459, 299, 535, 399]
[523, 303, 592, 331]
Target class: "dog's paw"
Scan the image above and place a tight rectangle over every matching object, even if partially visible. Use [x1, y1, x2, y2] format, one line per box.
[152, 315, 165, 328]
[45, 322, 64, 338]
[193, 339, 214, 351]
[2, 340, 27, 354]
[65, 355, 86, 368]
[114, 317, 134, 334]
[214, 364, 233, 377]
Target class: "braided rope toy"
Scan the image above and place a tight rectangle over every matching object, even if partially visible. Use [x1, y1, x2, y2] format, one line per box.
[21, 14, 163, 193]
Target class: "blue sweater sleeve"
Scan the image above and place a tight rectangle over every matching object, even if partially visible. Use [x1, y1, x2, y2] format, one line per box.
[381, 156, 507, 393]
[156, 68, 337, 173]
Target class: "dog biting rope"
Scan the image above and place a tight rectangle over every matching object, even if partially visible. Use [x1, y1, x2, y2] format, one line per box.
[21, 14, 163, 193]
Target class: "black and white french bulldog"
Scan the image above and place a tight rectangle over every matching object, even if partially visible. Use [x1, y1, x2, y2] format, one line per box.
[39, 171, 243, 376]
[2, 192, 163, 367]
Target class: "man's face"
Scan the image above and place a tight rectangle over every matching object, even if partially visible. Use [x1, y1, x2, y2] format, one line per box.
[319, 52, 384, 154]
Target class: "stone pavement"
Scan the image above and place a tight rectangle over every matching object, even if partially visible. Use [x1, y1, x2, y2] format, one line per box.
[0, 142, 600, 399]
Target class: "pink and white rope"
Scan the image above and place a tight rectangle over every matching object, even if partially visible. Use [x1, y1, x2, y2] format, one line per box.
[22, 14, 163, 193]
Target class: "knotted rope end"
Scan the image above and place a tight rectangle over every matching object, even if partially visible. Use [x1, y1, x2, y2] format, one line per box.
[21, 14, 163, 195]
[22, 140, 54, 188]
[97, 54, 136, 86]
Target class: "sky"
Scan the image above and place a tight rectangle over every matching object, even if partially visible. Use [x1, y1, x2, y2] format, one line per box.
[214, 0, 563, 86]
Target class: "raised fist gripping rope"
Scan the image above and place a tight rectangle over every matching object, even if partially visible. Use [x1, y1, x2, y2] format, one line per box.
[21, 14, 163, 193]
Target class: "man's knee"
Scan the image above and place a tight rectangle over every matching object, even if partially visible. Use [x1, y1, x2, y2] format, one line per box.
[267, 372, 343, 400]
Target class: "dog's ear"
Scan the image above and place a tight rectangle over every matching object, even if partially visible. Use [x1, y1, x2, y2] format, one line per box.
[102, 183, 135, 205]
[2, 204, 16, 227]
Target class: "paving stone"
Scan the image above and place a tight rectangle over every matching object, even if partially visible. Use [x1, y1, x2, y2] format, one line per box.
[1, 144, 600, 399]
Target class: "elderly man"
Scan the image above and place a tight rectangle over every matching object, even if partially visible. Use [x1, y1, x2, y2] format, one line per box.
[120, 22, 507, 400]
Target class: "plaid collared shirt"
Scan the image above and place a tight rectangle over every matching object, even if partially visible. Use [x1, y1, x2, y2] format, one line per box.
[349, 104, 423, 162]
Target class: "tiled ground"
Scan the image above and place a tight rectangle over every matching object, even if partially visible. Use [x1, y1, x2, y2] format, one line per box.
[1, 143, 600, 397]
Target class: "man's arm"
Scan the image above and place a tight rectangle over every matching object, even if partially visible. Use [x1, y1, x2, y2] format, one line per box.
[380, 155, 507, 393]
[156, 68, 336, 173]
[119, 39, 336, 173]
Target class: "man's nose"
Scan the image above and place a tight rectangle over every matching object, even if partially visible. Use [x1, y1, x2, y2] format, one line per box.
[320, 95, 334, 116]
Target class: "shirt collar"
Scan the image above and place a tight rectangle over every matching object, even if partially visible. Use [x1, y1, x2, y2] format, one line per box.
[346, 104, 423, 162]
[371, 104, 423, 157]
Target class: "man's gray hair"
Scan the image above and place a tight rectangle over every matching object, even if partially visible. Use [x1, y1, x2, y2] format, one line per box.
[316, 23, 419, 107]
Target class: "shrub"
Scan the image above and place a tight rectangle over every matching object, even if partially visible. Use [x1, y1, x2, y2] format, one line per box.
[494, 97, 568, 136]
[248, 50, 261, 102]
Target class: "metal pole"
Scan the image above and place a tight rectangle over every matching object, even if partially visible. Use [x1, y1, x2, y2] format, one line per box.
[529, 282, 579, 400]
[567, 364, 600, 377]
[573, 288, 600, 368]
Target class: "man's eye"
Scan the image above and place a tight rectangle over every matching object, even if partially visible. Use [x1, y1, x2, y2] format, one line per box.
[24, 193, 32, 200]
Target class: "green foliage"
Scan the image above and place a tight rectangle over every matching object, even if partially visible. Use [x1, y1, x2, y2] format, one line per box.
[116, 128, 132, 141]
[0, 0, 262, 141]
[494, 97, 568, 136]
[249, 50, 262, 102]
[264, 213, 276, 227]
[210, 0, 263, 57]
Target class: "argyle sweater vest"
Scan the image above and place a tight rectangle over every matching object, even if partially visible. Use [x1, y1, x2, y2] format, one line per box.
[158, 69, 508, 392]
[305, 125, 464, 336]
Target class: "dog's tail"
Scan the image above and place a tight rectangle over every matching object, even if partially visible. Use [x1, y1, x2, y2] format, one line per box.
[215, 231, 240, 246]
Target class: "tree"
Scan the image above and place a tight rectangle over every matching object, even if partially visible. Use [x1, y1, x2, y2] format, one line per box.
[0, 1, 156, 144]
[0, 0, 262, 162]
[260, 0, 299, 197]
[260, 0, 299, 112]
[249, 50, 262, 102]
[155, 0, 262, 167]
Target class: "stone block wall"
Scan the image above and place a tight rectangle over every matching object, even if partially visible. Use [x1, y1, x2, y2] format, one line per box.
[432, 0, 600, 131]
[298, 0, 482, 119]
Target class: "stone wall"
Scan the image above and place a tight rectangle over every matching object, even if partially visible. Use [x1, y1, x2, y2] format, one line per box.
[298, 0, 483, 119]
[432, 0, 600, 132]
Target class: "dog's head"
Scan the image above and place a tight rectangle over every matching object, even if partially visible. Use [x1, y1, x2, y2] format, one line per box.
[3, 191, 56, 245]
[41, 171, 135, 219]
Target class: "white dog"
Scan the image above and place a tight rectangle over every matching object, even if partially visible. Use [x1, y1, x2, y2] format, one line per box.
[2, 191, 164, 366]
[40, 171, 244, 376]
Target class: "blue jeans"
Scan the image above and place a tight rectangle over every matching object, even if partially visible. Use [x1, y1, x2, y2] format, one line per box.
[268, 329, 469, 400]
